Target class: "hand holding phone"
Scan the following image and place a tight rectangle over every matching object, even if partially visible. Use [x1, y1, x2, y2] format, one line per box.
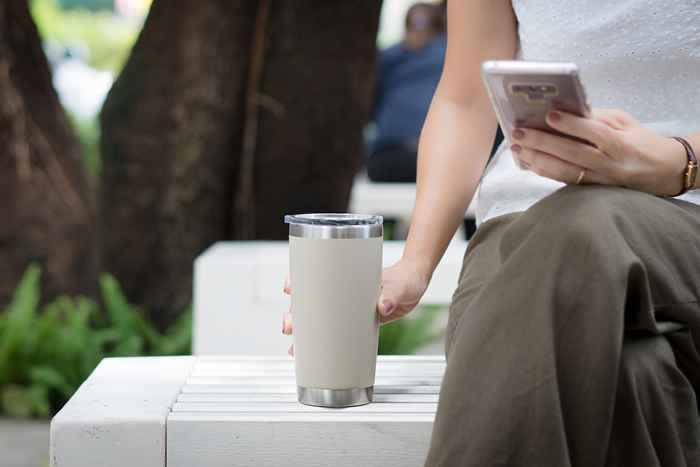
[481, 60, 590, 141]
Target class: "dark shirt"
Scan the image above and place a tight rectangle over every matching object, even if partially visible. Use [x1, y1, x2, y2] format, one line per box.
[370, 35, 446, 154]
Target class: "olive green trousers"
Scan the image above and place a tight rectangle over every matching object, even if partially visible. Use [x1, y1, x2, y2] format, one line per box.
[425, 185, 700, 467]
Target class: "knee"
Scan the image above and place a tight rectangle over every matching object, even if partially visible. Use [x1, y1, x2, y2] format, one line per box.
[520, 185, 646, 249]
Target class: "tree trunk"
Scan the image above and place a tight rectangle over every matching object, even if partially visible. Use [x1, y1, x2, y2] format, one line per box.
[101, 0, 381, 327]
[100, 0, 256, 327]
[0, 0, 96, 307]
[250, 1, 382, 239]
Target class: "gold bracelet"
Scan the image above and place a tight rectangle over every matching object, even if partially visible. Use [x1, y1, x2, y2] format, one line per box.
[671, 136, 698, 196]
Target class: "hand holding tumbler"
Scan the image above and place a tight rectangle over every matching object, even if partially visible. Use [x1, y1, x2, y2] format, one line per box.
[285, 214, 383, 407]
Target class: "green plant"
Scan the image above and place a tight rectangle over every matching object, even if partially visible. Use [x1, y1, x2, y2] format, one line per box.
[0, 265, 191, 418]
[378, 304, 445, 355]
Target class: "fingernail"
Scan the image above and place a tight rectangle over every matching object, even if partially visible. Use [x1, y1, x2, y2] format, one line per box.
[512, 129, 524, 140]
[511, 144, 522, 154]
[548, 111, 561, 122]
[380, 299, 395, 316]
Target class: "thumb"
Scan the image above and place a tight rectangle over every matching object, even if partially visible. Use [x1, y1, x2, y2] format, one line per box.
[377, 293, 396, 317]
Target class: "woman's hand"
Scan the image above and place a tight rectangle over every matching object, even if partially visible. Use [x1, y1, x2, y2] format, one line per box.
[281, 257, 430, 355]
[510, 108, 688, 196]
[376, 257, 430, 324]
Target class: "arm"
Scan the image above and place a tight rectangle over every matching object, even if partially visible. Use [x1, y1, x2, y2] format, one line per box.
[402, 0, 518, 282]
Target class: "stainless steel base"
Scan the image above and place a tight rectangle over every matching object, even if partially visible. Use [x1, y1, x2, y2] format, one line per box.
[297, 386, 373, 408]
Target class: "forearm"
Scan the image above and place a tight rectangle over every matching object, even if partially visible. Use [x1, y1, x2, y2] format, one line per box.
[402, 94, 496, 280]
[397, 0, 516, 281]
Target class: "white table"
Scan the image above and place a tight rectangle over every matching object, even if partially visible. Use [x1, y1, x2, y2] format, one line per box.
[51, 356, 445, 467]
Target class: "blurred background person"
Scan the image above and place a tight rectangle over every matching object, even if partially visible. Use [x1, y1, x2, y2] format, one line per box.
[366, 2, 446, 183]
[366, 1, 503, 184]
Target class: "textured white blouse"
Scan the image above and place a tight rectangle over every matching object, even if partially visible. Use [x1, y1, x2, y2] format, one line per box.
[476, 0, 700, 224]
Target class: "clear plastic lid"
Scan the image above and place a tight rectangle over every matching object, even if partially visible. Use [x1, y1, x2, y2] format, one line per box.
[284, 213, 383, 226]
[285, 213, 383, 238]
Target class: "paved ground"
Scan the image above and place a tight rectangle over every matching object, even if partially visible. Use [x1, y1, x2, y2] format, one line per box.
[0, 418, 50, 467]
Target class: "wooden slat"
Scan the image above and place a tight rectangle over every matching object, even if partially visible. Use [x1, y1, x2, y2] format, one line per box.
[189, 369, 445, 378]
[181, 384, 440, 394]
[176, 393, 440, 403]
[186, 376, 442, 386]
[172, 401, 438, 413]
[197, 355, 445, 367]
[168, 411, 436, 423]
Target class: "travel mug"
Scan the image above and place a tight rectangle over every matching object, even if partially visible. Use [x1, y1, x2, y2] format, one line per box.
[285, 213, 383, 407]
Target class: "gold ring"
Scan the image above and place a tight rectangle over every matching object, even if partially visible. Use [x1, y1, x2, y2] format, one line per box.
[575, 169, 586, 185]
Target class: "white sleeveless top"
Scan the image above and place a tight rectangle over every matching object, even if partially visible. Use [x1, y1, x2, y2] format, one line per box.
[476, 0, 700, 224]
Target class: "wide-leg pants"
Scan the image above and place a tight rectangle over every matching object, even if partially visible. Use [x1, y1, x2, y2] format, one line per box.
[425, 185, 700, 467]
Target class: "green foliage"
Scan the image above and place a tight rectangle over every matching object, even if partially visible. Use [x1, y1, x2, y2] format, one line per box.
[31, 0, 141, 73]
[0, 265, 191, 418]
[379, 304, 444, 355]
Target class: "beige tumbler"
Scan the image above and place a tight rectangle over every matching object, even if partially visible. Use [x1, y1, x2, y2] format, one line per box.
[285, 213, 383, 407]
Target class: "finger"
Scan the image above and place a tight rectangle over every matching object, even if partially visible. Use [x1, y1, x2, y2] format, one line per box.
[282, 310, 293, 335]
[513, 145, 612, 185]
[591, 108, 636, 130]
[288, 344, 294, 357]
[513, 152, 531, 170]
[376, 293, 396, 319]
[546, 110, 619, 153]
[513, 128, 608, 173]
[379, 312, 397, 324]
[283, 276, 291, 295]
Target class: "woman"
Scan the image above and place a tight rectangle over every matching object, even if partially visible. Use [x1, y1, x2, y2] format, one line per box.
[284, 1, 700, 465]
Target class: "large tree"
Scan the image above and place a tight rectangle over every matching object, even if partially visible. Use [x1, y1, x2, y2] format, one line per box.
[0, 0, 96, 307]
[101, 0, 382, 327]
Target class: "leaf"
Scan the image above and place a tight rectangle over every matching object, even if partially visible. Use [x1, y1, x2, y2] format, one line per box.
[0, 265, 194, 418]
[0, 264, 42, 382]
[379, 306, 445, 355]
[157, 308, 192, 355]
[100, 273, 160, 350]
[29, 366, 74, 399]
[100, 273, 134, 331]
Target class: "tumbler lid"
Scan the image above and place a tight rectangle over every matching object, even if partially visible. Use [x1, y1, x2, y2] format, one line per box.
[285, 213, 383, 239]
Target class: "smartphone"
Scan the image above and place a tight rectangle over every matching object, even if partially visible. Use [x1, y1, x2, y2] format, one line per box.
[481, 60, 591, 140]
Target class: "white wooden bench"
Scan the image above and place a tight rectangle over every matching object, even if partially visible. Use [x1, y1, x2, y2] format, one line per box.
[193, 240, 467, 356]
[349, 176, 476, 238]
[50, 355, 445, 467]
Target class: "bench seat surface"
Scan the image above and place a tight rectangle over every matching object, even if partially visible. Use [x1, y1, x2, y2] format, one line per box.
[51, 356, 445, 467]
[168, 355, 445, 467]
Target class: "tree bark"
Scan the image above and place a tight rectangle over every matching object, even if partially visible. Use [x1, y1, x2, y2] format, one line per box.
[100, 0, 256, 327]
[250, 1, 382, 239]
[0, 0, 96, 307]
[101, 0, 381, 327]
